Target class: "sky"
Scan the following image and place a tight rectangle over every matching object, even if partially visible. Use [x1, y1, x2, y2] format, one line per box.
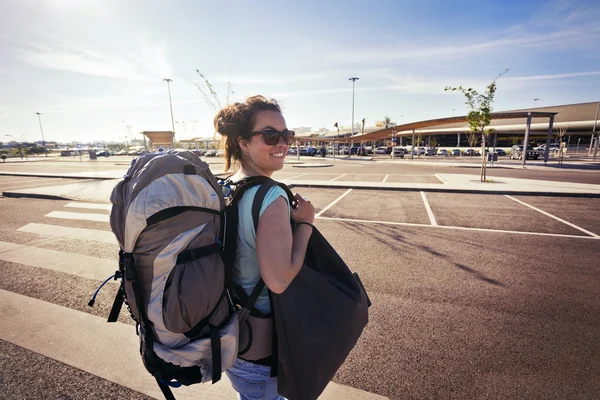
[1, 0, 599, 144]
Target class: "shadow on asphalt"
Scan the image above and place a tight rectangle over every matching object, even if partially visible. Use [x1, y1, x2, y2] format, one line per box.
[538, 163, 600, 170]
[340, 221, 505, 287]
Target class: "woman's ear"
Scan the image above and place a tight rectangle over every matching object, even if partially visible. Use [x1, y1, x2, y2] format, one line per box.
[238, 136, 250, 152]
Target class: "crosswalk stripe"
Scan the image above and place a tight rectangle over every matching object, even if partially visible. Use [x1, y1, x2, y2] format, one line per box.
[0, 290, 235, 400]
[46, 211, 110, 222]
[0, 290, 383, 400]
[0, 241, 115, 280]
[18, 223, 117, 244]
[65, 202, 112, 211]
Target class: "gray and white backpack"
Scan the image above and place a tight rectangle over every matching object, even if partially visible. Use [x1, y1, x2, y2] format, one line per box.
[92, 150, 264, 399]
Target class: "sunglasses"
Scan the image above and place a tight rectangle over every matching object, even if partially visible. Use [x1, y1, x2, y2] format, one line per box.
[248, 128, 295, 146]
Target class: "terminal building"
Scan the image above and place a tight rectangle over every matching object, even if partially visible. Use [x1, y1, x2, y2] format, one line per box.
[297, 101, 600, 150]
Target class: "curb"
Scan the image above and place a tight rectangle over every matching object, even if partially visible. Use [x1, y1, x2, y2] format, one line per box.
[0, 172, 118, 180]
[2, 192, 72, 201]
[276, 183, 600, 198]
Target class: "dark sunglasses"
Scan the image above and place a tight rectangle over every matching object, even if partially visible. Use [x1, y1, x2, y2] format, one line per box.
[248, 128, 295, 146]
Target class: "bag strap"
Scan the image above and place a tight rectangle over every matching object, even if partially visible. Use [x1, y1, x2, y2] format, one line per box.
[238, 178, 295, 327]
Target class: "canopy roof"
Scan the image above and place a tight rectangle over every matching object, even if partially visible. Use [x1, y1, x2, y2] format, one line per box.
[310, 111, 557, 144]
[141, 131, 174, 147]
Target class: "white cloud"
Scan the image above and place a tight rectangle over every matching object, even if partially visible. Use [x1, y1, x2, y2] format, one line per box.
[211, 72, 327, 85]
[506, 71, 600, 81]
[14, 39, 172, 81]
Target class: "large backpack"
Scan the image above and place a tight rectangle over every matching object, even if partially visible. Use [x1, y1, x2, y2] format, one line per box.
[99, 150, 263, 399]
[90, 150, 369, 400]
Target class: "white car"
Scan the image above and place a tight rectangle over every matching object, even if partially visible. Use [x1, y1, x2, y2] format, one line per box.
[437, 149, 448, 156]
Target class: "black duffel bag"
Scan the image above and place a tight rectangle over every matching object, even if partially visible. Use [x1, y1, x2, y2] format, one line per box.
[250, 179, 371, 400]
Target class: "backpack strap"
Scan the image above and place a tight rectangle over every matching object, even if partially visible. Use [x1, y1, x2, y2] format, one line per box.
[250, 178, 296, 376]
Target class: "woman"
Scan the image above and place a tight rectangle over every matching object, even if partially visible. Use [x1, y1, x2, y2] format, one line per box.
[214, 95, 314, 399]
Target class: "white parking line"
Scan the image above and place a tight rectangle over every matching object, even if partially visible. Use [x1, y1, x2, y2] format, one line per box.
[330, 174, 346, 181]
[382, 175, 389, 183]
[315, 189, 353, 218]
[504, 195, 600, 238]
[284, 173, 308, 180]
[316, 216, 600, 240]
[420, 191, 438, 226]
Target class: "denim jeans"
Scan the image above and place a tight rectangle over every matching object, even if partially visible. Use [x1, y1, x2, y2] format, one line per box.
[226, 358, 285, 400]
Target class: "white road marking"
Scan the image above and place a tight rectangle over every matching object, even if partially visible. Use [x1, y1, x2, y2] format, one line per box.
[46, 211, 110, 223]
[504, 195, 600, 238]
[284, 173, 308, 180]
[0, 291, 385, 400]
[315, 189, 353, 218]
[65, 202, 112, 211]
[0, 241, 116, 280]
[18, 223, 116, 244]
[330, 174, 346, 181]
[382, 174, 389, 183]
[0, 177, 48, 184]
[420, 191, 438, 226]
[1, 179, 90, 191]
[316, 216, 600, 240]
[434, 174, 447, 183]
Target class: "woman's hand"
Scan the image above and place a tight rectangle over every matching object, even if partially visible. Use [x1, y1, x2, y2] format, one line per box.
[290, 193, 315, 225]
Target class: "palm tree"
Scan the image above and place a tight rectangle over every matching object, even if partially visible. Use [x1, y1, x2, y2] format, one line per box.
[384, 116, 392, 129]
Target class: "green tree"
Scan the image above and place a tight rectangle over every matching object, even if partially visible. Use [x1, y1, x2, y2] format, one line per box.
[383, 116, 392, 128]
[445, 68, 509, 181]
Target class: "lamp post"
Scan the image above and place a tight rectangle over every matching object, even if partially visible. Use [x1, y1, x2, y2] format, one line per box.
[35, 112, 48, 157]
[163, 78, 176, 149]
[533, 98, 540, 107]
[349, 77, 359, 157]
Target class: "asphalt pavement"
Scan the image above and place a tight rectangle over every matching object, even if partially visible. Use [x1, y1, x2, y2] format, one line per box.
[1, 155, 600, 399]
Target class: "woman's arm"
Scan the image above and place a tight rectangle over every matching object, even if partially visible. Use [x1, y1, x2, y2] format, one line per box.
[256, 195, 314, 294]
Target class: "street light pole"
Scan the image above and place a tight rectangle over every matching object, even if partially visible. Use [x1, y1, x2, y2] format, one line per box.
[35, 112, 47, 157]
[163, 78, 176, 149]
[349, 77, 359, 157]
[533, 98, 540, 107]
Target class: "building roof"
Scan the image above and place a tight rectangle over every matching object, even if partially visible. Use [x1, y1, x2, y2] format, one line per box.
[141, 131, 174, 147]
[301, 101, 599, 143]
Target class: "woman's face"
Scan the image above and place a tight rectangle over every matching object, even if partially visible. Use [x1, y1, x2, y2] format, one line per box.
[240, 110, 289, 176]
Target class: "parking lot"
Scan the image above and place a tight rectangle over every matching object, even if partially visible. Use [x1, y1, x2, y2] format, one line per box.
[285, 188, 600, 398]
[2, 157, 600, 398]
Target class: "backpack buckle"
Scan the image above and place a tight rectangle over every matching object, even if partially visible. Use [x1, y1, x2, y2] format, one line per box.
[119, 251, 136, 280]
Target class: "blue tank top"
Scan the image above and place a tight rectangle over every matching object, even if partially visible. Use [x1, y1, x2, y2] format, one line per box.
[233, 185, 290, 314]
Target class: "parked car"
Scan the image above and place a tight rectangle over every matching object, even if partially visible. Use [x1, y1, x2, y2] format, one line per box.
[510, 145, 539, 160]
[412, 147, 426, 156]
[350, 146, 367, 156]
[495, 149, 507, 156]
[451, 149, 461, 156]
[204, 150, 217, 157]
[375, 146, 391, 154]
[299, 147, 317, 156]
[536, 144, 559, 156]
[464, 148, 477, 156]
[191, 149, 206, 157]
[95, 150, 110, 157]
[437, 149, 449, 156]
[424, 148, 436, 156]
[392, 147, 405, 158]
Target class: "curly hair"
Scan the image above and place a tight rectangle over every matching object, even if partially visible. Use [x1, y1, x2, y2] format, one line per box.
[213, 95, 281, 171]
